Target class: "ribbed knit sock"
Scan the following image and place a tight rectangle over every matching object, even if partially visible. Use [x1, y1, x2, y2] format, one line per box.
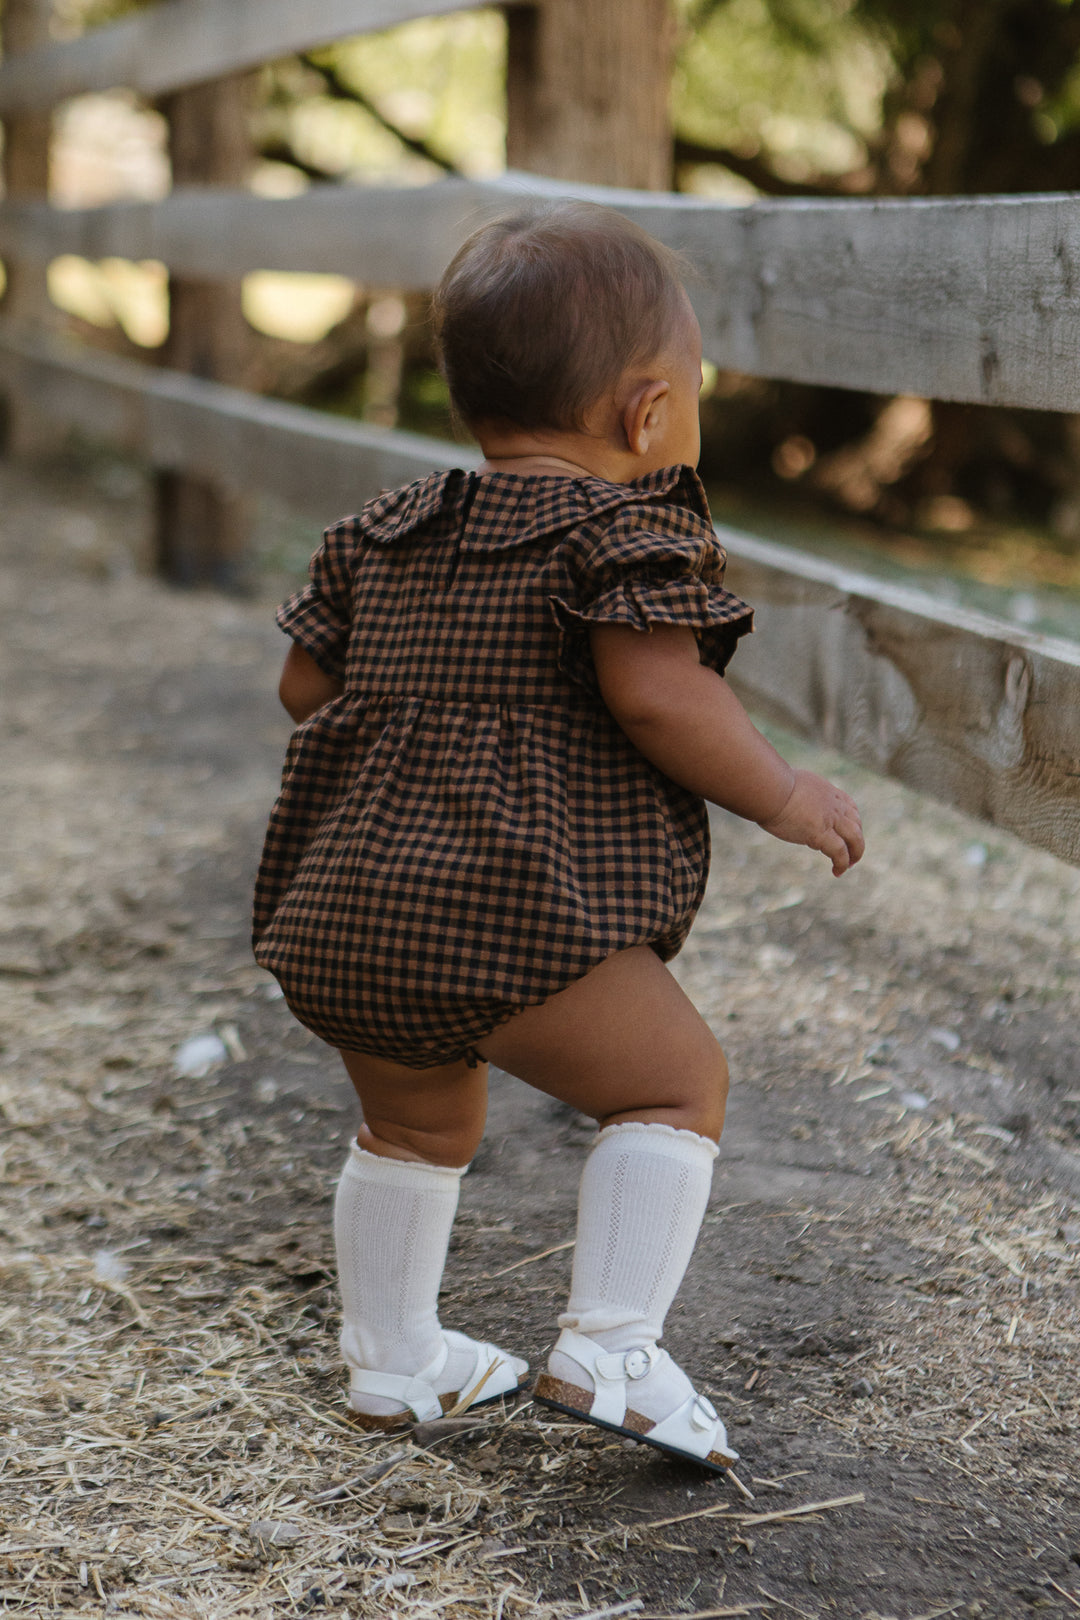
[549, 1121, 718, 1427]
[332, 1142, 485, 1416]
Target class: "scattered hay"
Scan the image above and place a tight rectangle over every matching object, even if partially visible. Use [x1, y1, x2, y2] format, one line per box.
[727, 1115, 1080, 1494]
[0, 1231, 619, 1617]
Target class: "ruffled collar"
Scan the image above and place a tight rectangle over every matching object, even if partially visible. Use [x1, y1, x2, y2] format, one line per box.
[356, 464, 712, 552]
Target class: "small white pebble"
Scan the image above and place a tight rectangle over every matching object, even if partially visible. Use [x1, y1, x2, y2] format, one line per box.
[93, 1250, 129, 1285]
[898, 1091, 930, 1111]
[928, 1027, 961, 1053]
[174, 1033, 227, 1077]
[963, 842, 988, 868]
[248, 1519, 303, 1547]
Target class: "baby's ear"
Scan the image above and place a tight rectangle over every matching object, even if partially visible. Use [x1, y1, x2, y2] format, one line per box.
[623, 379, 670, 456]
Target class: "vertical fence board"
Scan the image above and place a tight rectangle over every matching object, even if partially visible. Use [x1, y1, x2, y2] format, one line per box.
[154, 73, 253, 586]
[0, 0, 53, 453]
[505, 0, 673, 189]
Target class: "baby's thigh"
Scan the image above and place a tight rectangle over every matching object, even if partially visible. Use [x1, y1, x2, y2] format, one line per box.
[480, 946, 728, 1139]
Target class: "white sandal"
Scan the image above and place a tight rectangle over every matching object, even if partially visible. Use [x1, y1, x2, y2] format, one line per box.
[347, 1329, 529, 1432]
[534, 1328, 738, 1473]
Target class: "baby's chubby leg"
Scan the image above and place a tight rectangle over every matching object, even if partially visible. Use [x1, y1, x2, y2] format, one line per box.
[479, 944, 729, 1141]
[331, 1050, 526, 1427]
[479, 947, 737, 1469]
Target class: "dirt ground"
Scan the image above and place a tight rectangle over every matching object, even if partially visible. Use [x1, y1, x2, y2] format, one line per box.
[1, 451, 1079, 1620]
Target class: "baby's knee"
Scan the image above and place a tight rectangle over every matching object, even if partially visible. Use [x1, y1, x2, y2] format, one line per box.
[689, 1041, 728, 1142]
[357, 1118, 481, 1169]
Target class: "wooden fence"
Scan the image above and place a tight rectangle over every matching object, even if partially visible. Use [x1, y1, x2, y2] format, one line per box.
[0, 0, 1078, 867]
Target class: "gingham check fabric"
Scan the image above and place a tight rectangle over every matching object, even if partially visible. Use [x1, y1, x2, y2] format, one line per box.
[252, 464, 753, 1067]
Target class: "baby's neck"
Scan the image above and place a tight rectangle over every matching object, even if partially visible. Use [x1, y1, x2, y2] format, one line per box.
[476, 423, 645, 484]
[477, 452, 595, 479]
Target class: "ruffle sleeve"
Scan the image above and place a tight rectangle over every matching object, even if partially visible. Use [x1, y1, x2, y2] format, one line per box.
[549, 502, 754, 693]
[275, 517, 359, 681]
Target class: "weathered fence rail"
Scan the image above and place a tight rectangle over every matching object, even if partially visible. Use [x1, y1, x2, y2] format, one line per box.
[0, 0, 501, 112]
[1, 0, 1078, 866]
[5, 180, 1080, 409]
[0, 318, 462, 515]
[3, 313, 1077, 866]
[724, 535, 1080, 866]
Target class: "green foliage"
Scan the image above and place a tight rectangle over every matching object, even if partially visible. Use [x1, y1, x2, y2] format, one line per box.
[258, 14, 505, 184]
[50, 0, 153, 29]
[674, 0, 890, 183]
[317, 15, 505, 176]
[676, 0, 1080, 195]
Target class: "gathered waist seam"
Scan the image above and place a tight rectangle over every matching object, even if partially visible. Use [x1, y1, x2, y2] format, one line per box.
[339, 691, 597, 712]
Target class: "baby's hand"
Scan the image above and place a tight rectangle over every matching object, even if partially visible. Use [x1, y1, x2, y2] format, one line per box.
[758, 769, 864, 876]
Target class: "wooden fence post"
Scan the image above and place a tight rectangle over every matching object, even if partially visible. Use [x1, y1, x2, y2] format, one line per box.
[155, 73, 253, 587]
[505, 0, 674, 188]
[0, 0, 53, 453]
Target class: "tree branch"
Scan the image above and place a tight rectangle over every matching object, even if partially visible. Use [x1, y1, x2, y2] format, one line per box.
[255, 136, 342, 184]
[300, 53, 462, 177]
[673, 135, 852, 197]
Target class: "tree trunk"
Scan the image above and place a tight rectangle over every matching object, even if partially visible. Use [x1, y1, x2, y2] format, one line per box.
[155, 74, 254, 587]
[505, 0, 674, 189]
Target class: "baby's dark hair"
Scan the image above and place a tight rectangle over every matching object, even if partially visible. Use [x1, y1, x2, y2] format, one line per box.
[433, 202, 691, 434]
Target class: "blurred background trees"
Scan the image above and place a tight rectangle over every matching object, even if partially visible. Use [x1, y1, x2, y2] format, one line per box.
[14, 0, 1080, 575]
[677, 0, 1080, 556]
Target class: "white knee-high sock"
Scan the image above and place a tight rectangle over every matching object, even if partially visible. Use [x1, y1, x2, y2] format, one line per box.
[558, 1121, 718, 1347]
[334, 1142, 465, 1406]
[334, 1141, 528, 1417]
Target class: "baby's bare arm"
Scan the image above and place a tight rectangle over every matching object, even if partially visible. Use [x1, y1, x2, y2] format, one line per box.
[590, 623, 864, 875]
[278, 642, 344, 723]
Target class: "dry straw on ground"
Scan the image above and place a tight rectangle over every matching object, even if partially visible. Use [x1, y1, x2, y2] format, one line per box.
[3, 964, 1077, 1616]
[0, 1144, 659, 1619]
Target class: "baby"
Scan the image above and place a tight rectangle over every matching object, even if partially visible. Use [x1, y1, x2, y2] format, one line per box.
[253, 203, 863, 1472]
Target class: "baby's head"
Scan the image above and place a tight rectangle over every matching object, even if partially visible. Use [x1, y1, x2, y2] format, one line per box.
[434, 203, 702, 477]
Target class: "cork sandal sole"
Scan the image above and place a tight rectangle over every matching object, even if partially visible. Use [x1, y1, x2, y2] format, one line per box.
[534, 1373, 737, 1474]
[345, 1373, 530, 1434]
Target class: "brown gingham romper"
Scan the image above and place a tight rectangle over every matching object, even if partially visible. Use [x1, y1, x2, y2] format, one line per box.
[252, 463, 754, 1068]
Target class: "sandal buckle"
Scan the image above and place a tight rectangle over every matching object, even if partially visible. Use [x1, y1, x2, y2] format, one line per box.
[624, 1346, 658, 1381]
[690, 1394, 717, 1431]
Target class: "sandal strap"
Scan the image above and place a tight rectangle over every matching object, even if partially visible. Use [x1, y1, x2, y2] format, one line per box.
[347, 1367, 444, 1422]
[553, 1329, 663, 1425]
[647, 1391, 727, 1458]
[348, 1334, 452, 1423]
[550, 1330, 736, 1460]
[349, 1332, 521, 1423]
[440, 1331, 520, 1410]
